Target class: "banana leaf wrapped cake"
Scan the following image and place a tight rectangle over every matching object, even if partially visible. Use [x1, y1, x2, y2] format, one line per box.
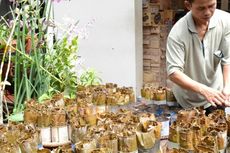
[118, 131, 137, 152]
[136, 121, 156, 150]
[194, 135, 218, 153]
[75, 137, 97, 153]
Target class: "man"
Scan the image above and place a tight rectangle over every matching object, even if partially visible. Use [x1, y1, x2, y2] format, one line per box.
[166, 0, 230, 113]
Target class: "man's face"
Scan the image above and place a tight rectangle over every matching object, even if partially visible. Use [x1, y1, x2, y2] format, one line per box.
[187, 0, 217, 24]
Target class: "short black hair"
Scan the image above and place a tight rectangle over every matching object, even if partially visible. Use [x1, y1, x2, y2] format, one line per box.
[187, 0, 194, 3]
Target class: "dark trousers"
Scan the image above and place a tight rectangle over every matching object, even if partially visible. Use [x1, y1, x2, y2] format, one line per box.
[205, 105, 225, 116]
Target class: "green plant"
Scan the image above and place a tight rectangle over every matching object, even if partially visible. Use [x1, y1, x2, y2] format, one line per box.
[12, 0, 52, 114]
[0, 24, 10, 51]
[0, 0, 101, 123]
[0, 0, 63, 122]
[43, 36, 78, 99]
[78, 68, 102, 86]
[0, 12, 19, 123]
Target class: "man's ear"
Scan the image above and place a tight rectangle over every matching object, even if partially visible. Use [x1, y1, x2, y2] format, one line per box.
[184, 0, 192, 10]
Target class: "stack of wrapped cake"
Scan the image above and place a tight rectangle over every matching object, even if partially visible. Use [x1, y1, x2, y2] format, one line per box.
[0, 123, 39, 153]
[77, 83, 135, 113]
[69, 109, 162, 153]
[23, 93, 163, 152]
[168, 108, 228, 153]
[141, 85, 177, 105]
[21, 82, 173, 152]
[24, 96, 69, 146]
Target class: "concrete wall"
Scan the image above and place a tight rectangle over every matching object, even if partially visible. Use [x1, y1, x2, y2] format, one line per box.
[54, 0, 143, 96]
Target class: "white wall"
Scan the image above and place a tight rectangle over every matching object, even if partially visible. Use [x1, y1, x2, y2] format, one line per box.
[54, 0, 143, 96]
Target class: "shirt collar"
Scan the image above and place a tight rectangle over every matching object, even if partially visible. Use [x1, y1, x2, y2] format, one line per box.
[187, 10, 218, 33]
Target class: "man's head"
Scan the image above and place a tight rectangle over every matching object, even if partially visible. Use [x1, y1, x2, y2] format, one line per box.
[185, 0, 216, 25]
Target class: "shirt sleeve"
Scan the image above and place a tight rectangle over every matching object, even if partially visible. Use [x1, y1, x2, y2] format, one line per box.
[220, 14, 230, 65]
[166, 35, 185, 76]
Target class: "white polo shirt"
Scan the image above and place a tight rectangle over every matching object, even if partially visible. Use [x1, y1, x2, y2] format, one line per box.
[166, 9, 230, 108]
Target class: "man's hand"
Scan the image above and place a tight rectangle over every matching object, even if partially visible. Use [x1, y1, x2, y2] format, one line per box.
[199, 85, 227, 107]
[222, 87, 230, 106]
[169, 71, 229, 107]
[222, 65, 230, 106]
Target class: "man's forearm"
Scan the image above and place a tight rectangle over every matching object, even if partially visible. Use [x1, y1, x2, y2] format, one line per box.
[223, 65, 230, 89]
[169, 71, 204, 94]
[169, 70, 227, 106]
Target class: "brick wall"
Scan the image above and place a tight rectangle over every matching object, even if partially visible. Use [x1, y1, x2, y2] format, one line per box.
[143, 0, 175, 87]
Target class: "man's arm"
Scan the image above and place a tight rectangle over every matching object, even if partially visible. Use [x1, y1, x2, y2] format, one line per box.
[169, 70, 227, 106]
[220, 12, 230, 102]
[222, 65, 230, 102]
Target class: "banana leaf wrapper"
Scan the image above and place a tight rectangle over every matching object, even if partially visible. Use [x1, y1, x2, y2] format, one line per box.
[139, 112, 155, 123]
[69, 116, 87, 127]
[197, 114, 208, 135]
[216, 123, 228, 150]
[5, 129, 20, 144]
[226, 114, 230, 136]
[90, 148, 112, 153]
[179, 128, 194, 150]
[24, 99, 37, 109]
[66, 104, 78, 115]
[64, 98, 76, 106]
[217, 131, 227, 150]
[0, 125, 6, 139]
[55, 98, 65, 107]
[129, 93, 135, 103]
[95, 105, 108, 114]
[226, 141, 230, 153]
[19, 138, 38, 153]
[208, 129, 227, 150]
[71, 125, 87, 143]
[208, 109, 225, 120]
[54, 148, 72, 153]
[37, 148, 51, 153]
[117, 94, 130, 105]
[124, 94, 130, 104]
[52, 94, 64, 106]
[154, 90, 166, 101]
[168, 121, 179, 143]
[118, 134, 137, 152]
[84, 114, 97, 126]
[51, 109, 66, 126]
[166, 88, 176, 102]
[37, 111, 51, 127]
[192, 125, 202, 148]
[106, 83, 117, 89]
[177, 109, 198, 124]
[75, 139, 97, 153]
[194, 135, 218, 153]
[53, 144, 72, 153]
[1, 143, 21, 153]
[93, 92, 106, 105]
[77, 103, 95, 116]
[141, 88, 153, 100]
[166, 148, 188, 153]
[97, 134, 118, 153]
[136, 124, 155, 149]
[106, 96, 117, 106]
[24, 108, 38, 125]
[153, 121, 161, 139]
